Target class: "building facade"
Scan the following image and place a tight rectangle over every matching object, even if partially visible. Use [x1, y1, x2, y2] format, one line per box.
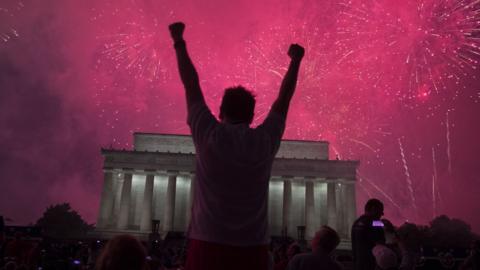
[94, 133, 358, 241]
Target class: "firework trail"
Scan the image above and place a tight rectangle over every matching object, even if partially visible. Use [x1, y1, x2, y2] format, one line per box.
[359, 174, 403, 212]
[348, 138, 378, 154]
[432, 173, 436, 218]
[398, 138, 418, 215]
[446, 110, 452, 174]
[431, 147, 438, 217]
[358, 178, 374, 198]
[431, 146, 443, 213]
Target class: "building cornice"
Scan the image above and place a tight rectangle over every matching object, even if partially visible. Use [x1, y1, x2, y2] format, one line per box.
[101, 149, 358, 180]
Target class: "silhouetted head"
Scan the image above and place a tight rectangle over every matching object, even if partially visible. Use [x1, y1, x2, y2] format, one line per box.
[397, 223, 421, 251]
[219, 86, 255, 125]
[96, 235, 147, 270]
[365, 198, 384, 220]
[311, 226, 340, 254]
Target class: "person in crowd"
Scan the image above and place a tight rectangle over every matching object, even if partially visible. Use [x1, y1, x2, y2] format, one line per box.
[373, 221, 423, 270]
[95, 234, 147, 270]
[460, 239, 480, 270]
[352, 198, 386, 270]
[168, 21, 304, 270]
[372, 244, 399, 270]
[381, 219, 396, 246]
[286, 226, 342, 270]
[396, 222, 421, 270]
[5, 232, 31, 266]
[275, 243, 302, 270]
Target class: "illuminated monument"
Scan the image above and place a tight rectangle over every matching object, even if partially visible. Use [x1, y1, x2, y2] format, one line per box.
[94, 133, 358, 241]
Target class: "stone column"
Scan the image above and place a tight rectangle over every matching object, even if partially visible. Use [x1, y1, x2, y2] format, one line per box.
[140, 174, 155, 232]
[97, 171, 114, 228]
[345, 181, 357, 239]
[110, 173, 124, 227]
[282, 178, 292, 237]
[305, 180, 315, 239]
[163, 173, 177, 232]
[186, 174, 194, 227]
[118, 172, 133, 230]
[337, 183, 346, 238]
[327, 181, 337, 230]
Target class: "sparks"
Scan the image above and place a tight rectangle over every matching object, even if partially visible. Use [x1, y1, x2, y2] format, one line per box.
[398, 138, 418, 216]
[337, 0, 480, 101]
[0, 1, 23, 43]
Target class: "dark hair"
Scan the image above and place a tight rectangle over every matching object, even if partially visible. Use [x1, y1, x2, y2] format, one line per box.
[219, 86, 255, 124]
[96, 235, 147, 270]
[312, 225, 340, 253]
[365, 198, 384, 212]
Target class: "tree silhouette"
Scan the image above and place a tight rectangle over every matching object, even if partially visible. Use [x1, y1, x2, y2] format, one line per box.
[426, 215, 474, 248]
[36, 203, 93, 239]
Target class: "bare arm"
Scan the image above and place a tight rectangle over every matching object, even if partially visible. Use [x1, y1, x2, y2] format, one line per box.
[169, 22, 205, 108]
[271, 44, 305, 118]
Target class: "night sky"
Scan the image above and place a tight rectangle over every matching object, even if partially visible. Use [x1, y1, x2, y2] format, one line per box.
[1, 0, 479, 232]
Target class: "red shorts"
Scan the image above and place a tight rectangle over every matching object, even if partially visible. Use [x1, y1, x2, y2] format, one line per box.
[185, 239, 269, 270]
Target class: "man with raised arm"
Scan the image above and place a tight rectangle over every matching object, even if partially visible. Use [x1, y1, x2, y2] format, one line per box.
[168, 22, 304, 270]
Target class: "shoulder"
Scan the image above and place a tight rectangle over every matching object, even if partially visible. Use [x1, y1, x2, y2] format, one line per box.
[187, 101, 217, 126]
[256, 111, 286, 129]
[353, 215, 371, 227]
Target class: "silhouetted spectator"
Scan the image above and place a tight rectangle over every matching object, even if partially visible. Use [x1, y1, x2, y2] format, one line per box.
[372, 244, 399, 270]
[286, 226, 342, 270]
[275, 243, 302, 270]
[168, 22, 304, 270]
[460, 239, 480, 270]
[381, 219, 402, 260]
[95, 235, 147, 270]
[381, 219, 396, 245]
[396, 223, 421, 270]
[352, 198, 386, 270]
[5, 232, 31, 266]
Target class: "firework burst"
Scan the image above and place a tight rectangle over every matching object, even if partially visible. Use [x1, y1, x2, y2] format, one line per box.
[336, 0, 480, 101]
[237, 21, 388, 149]
[93, 0, 172, 83]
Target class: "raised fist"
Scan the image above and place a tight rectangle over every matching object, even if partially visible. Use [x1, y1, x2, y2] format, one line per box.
[288, 44, 305, 61]
[169, 22, 185, 42]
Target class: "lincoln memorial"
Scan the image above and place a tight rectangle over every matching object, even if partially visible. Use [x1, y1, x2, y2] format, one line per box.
[94, 133, 358, 242]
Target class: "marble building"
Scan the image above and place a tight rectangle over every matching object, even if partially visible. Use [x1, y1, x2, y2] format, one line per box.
[94, 133, 358, 241]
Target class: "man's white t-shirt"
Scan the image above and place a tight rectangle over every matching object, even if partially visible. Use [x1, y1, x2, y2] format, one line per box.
[187, 101, 285, 246]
